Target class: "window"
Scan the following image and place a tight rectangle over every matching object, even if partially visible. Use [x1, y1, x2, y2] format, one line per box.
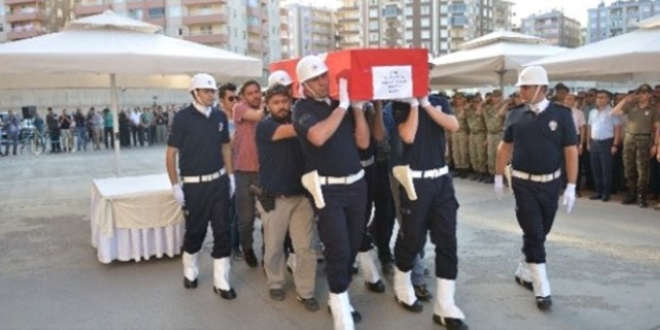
[200, 25, 212, 34]
[369, 32, 379, 41]
[421, 18, 430, 27]
[440, 17, 448, 25]
[421, 30, 430, 39]
[128, 9, 143, 20]
[421, 5, 430, 15]
[178, 28, 183, 35]
[198, 5, 212, 15]
[370, 0, 378, 5]
[369, 8, 378, 18]
[369, 21, 379, 30]
[405, 19, 413, 28]
[405, 31, 413, 40]
[405, 7, 412, 16]
[0, 24, 3, 32]
[148, 7, 165, 19]
[440, 30, 448, 37]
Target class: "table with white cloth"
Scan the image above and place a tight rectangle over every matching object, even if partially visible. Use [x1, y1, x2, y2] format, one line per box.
[91, 173, 185, 264]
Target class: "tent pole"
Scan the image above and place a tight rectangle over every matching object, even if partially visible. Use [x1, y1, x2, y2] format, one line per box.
[496, 69, 506, 93]
[110, 73, 121, 176]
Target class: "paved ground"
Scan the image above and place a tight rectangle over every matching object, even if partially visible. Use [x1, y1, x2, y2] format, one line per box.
[1, 147, 659, 330]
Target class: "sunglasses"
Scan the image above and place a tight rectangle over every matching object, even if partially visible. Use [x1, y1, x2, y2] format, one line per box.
[226, 96, 238, 102]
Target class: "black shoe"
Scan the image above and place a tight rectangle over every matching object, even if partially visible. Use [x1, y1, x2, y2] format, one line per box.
[213, 286, 237, 300]
[536, 296, 552, 311]
[589, 194, 602, 200]
[433, 314, 469, 330]
[413, 284, 433, 301]
[483, 175, 494, 184]
[269, 289, 285, 301]
[365, 280, 386, 293]
[639, 197, 648, 208]
[327, 306, 362, 323]
[514, 276, 533, 291]
[469, 172, 478, 181]
[297, 296, 320, 312]
[244, 249, 258, 268]
[602, 195, 610, 202]
[183, 277, 197, 289]
[395, 296, 423, 313]
[476, 173, 484, 182]
[621, 194, 636, 205]
[459, 170, 468, 179]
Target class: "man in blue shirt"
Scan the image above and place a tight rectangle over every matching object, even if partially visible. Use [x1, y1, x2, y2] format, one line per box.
[586, 90, 622, 201]
[495, 66, 578, 311]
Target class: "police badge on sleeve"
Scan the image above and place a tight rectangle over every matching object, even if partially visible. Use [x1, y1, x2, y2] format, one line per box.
[218, 122, 224, 132]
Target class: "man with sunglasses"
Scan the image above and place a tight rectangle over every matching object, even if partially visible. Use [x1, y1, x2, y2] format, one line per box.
[611, 84, 660, 208]
[166, 73, 236, 300]
[495, 66, 578, 311]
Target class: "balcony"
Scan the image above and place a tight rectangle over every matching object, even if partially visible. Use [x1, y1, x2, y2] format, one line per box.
[7, 29, 45, 41]
[182, 0, 225, 5]
[247, 6, 261, 17]
[248, 42, 263, 52]
[144, 17, 166, 26]
[182, 13, 227, 25]
[74, 3, 112, 17]
[5, 0, 44, 5]
[280, 22, 288, 31]
[6, 11, 46, 23]
[339, 16, 360, 23]
[247, 25, 261, 35]
[145, 0, 165, 7]
[184, 33, 229, 44]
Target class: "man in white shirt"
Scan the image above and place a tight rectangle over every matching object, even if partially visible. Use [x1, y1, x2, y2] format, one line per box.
[129, 108, 142, 147]
[587, 90, 622, 202]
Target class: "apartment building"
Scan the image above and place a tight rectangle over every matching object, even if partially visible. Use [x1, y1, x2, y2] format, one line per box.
[335, 0, 511, 55]
[284, 2, 335, 58]
[521, 9, 582, 48]
[1, 0, 73, 42]
[587, 0, 660, 43]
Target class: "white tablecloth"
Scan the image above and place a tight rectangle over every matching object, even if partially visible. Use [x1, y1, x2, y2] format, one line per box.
[91, 174, 185, 264]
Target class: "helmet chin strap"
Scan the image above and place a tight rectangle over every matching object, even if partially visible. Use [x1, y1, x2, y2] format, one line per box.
[525, 86, 543, 108]
[302, 82, 330, 104]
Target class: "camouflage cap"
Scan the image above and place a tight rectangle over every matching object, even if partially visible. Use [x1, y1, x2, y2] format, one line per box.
[637, 83, 653, 94]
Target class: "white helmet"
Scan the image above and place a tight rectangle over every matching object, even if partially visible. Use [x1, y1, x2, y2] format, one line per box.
[516, 66, 549, 87]
[267, 70, 293, 88]
[189, 73, 217, 92]
[296, 55, 328, 84]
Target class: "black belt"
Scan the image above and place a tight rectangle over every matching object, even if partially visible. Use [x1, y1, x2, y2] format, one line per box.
[592, 138, 613, 142]
[626, 133, 651, 137]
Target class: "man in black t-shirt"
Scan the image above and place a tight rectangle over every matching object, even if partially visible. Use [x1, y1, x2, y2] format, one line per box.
[256, 85, 319, 311]
[165, 73, 237, 300]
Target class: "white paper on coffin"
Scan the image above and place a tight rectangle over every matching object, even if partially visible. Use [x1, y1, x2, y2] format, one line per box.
[371, 65, 413, 100]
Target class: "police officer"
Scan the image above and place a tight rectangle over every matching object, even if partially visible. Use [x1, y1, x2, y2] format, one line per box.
[611, 84, 660, 208]
[166, 73, 237, 300]
[255, 85, 319, 311]
[452, 93, 470, 179]
[356, 101, 386, 293]
[268, 70, 294, 97]
[494, 66, 578, 310]
[292, 55, 370, 330]
[391, 93, 467, 329]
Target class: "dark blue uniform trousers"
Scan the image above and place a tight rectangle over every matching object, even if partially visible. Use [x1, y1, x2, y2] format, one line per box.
[394, 175, 459, 280]
[317, 179, 367, 293]
[590, 138, 614, 197]
[360, 165, 376, 252]
[182, 175, 231, 259]
[370, 159, 396, 262]
[512, 177, 562, 264]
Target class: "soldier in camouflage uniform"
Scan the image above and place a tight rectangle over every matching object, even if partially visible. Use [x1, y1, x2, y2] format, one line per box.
[482, 90, 507, 184]
[466, 94, 488, 182]
[611, 84, 660, 208]
[452, 93, 470, 178]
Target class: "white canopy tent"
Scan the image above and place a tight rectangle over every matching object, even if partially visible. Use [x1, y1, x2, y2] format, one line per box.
[0, 10, 262, 174]
[524, 15, 660, 82]
[430, 31, 566, 90]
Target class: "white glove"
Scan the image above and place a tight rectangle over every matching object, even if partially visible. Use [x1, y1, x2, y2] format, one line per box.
[400, 98, 420, 108]
[562, 183, 576, 214]
[172, 183, 185, 207]
[338, 78, 350, 110]
[418, 95, 431, 108]
[350, 101, 366, 110]
[229, 174, 236, 198]
[494, 175, 504, 200]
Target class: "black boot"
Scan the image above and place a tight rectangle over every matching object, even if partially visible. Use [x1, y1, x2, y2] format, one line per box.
[639, 191, 648, 208]
[459, 169, 468, 179]
[621, 191, 637, 205]
[433, 315, 469, 330]
[483, 174, 494, 184]
[536, 296, 553, 311]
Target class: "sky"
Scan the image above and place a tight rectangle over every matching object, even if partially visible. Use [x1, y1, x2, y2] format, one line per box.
[510, 0, 605, 26]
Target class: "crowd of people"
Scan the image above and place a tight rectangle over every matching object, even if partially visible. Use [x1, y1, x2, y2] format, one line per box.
[161, 56, 660, 330]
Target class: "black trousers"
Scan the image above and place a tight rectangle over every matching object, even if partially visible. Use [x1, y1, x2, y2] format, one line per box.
[394, 175, 459, 280]
[130, 126, 139, 146]
[369, 159, 395, 262]
[182, 176, 231, 258]
[104, 127, 114, 149]
[512, 178, 562, 264]
[317, 179, 367, 293]
[359, 164, 376, 252]
[591, 138, 614, 197]
[612, 148, 624, 194]
[581, 149, 594, 190]
[650, 159, 660, 197]
[50, 129, 61, 152]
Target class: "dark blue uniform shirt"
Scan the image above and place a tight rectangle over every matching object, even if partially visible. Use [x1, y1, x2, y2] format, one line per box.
[167, 105, 229, 176]
[293, 98, 362, 177]
[503, 102, 578, 174]
[256, 116, 306, 196]
[394, 96, 454, 171]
